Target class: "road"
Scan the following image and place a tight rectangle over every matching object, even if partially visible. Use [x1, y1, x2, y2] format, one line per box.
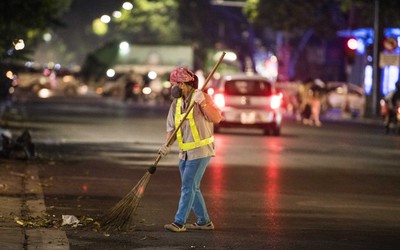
[1, 95, 400, 249]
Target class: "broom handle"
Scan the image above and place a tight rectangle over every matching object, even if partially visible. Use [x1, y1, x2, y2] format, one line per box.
[150, 51, 226, 170]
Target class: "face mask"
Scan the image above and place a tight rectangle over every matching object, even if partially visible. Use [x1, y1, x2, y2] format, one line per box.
[171, 85, 182, 98]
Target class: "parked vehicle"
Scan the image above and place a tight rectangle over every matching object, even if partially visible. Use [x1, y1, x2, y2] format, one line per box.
[325, 82, 366, 117]
[16, 66, 83, 97]
[207, 73, 283, 135]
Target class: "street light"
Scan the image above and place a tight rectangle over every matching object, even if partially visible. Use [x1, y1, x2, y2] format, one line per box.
[119, 41, 130, 55]
[100, 15, 111, 24]
[13, 39, 25, 50]
[122, 2, 133, 10]
[113, 11, 122, 19]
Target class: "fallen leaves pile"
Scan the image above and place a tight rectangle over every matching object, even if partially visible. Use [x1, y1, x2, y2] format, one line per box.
[13, 213, 101, 231]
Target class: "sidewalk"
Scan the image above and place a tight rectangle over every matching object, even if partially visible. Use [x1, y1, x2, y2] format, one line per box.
[0, 163, 25, 249]
[0, 162, 69, 250]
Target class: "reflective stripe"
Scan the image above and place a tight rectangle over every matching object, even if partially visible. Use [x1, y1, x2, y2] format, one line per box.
[175, 96, 214, 151]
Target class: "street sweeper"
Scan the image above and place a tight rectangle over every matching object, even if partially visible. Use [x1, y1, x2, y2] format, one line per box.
[101, 53, 225, 232]
[159, 67, 222, 232]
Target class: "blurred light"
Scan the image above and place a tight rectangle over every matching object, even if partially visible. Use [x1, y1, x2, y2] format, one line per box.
[43, 33, 52, 42]
[262, 55, 278, 82]
[38, 88, 52, 98]
[43, 68, 51, 76]
[214, 51, 237, 62]
[106, 69, 116, 77]
[214, 93, 225, 108]
[112, 11, 122, 19]
[63, 75, 74, 83]
[336, 87, 345, 94]
[225, 52, 237, 61]
[207, 87, 215, 96]
[211, 0, 246, 7]
[25, 61, 33, 67]
[13, 39, 25, 50]
[142, 86, 152, 95]
[364, 65, 373, 95]
[270, 95, 282, 109]
[122, 2, 133, 10]
[6, 71, 13, 79]
[119, 41, 130, 55]
[133, 84, 140, 94]
[270, 55, 278, 63]
[96, 87, 104, 95]
[356, 39, 365, 54]
[100, 15, 111, 23]
[92, 18, 108, 36]
[382, 66, 400, 95]
[163, 81, 171, 88]
[347, 38, 358, 50]
[148, 71, 157, 80]
[37, 76, 46, 85]
[78, 85, 88, 95]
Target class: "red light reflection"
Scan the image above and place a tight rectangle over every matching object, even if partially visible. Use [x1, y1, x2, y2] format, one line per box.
[82, 184, 88, 192]
[209, 135, 228, 222]
[264, 138, 281, 236]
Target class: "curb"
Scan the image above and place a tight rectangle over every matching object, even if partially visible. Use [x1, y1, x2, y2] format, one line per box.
[0, 163, 69, 250]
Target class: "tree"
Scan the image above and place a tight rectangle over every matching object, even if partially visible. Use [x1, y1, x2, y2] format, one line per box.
[177, 0, 254, 71]
[244, 0, 348, 80]
[340, 0, 400, 28]
[115, 0, 181, 44]
[243, 0, 400, 80]
[114, 0, 254, 70]
[244, 0, 347, 37]
[0, 0, 71, 62]
[80, 40, 120, 81]
[176, 0, 223, 70]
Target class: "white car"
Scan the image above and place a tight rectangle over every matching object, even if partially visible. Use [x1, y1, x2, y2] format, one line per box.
[207, 73, 283, 135]
[326, 82, 366, 117]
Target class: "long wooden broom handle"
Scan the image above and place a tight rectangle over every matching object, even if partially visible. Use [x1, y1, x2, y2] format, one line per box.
[150, 51, 226, 169]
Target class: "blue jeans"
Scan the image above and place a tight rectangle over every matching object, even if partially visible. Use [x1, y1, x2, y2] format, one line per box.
[174, 156, 211, 225]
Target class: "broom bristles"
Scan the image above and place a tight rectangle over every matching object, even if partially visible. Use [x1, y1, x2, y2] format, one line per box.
[101, 171, 152, 231]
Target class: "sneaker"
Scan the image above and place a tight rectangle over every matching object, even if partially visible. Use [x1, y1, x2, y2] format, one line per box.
[164, 222, 186, 232]
[185, 221, 215, 230]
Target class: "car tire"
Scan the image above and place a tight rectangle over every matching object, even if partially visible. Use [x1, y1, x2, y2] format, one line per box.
[263, 129, 270, 136]
[272, 127, 281, 136]
[263, 124, 281, 136]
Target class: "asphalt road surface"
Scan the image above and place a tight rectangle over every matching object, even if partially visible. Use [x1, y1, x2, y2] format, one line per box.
[2, 95, 400, 249]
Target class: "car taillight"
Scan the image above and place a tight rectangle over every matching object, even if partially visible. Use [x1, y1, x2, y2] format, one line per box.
[270, 94, 282, 109]
[214, 93, 225, 108]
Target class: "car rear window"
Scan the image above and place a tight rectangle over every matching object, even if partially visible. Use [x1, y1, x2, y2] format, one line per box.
[224, 80, 272, 96]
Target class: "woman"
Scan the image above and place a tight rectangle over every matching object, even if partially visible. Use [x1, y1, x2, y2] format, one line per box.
[159, 67, 222, 232]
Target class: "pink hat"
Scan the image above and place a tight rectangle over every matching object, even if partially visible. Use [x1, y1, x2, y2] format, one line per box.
[170, 67, 195, 83]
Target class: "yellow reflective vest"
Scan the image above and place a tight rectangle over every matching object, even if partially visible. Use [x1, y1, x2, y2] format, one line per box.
[175, 96, 214, 151]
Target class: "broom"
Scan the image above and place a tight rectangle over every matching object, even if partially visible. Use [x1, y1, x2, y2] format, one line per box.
[101, 51, 226, 231]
